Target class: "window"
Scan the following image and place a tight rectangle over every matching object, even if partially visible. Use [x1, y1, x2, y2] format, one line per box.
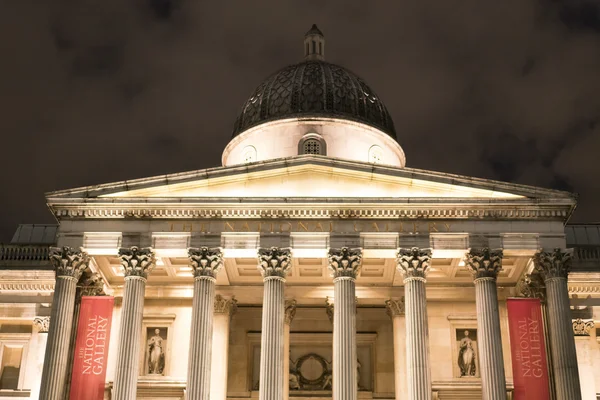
[0, 346, 22, 389]
[0, 335, 29, 391]
[368, 145, 383, 164]
[303, 139, 321, 155]
[298, 134, 326, 156]
[242, 146, 257, 163]
[312, 40, 316, 53]
[319, 42, 322, 55]
[306, 43, 309, 56]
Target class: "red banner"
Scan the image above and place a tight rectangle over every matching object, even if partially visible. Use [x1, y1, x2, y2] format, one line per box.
[70, 296, 114, 400]
[507, 298, 550, 400]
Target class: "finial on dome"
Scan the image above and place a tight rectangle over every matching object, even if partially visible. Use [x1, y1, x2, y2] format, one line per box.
[304, 24, 325, 61]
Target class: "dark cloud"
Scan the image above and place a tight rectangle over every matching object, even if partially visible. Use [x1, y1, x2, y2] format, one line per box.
[1, 0, 600, 240]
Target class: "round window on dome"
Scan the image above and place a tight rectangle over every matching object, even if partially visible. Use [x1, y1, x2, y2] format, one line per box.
[369, 145, 383, 164]
[242, 146, 257, 163]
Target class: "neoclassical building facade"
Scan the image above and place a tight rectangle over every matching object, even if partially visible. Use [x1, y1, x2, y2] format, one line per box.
[0, 26, 599, 400]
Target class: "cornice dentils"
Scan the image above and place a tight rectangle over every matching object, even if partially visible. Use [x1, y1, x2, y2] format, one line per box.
[327, 247, 362, 280]
[396, 247, 432, 280]
[188, 247, 224, 279]
[464, 248, 503, 281]
[49, 246, 89, 280]
[257, 247, 292, 279]
[533, 248, 573, 280]
[118, 246, 156, 279]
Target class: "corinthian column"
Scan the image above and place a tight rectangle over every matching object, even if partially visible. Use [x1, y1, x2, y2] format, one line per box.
[112, 247, 156, 400]
[385, 298, 406, 400]
[257, 247, 292, 400]
[533, 249, 582, 400]
[210, 295, 237, 400]
[186, 247, 224, 400]
[465, 248, 507, 400]
[39, 247, 89, 400]
[396, 247, 432, 400]
[284, 299, 297, 400]
[328, 247, 362, 400]
[64, 272, 105, 400]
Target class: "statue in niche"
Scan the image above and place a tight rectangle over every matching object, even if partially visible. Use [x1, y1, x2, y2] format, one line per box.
[458, 330, 476, 377]
[147, 328, 166, 374]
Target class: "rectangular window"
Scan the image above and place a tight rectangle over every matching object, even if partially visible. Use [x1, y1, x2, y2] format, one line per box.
[306, 43, 309, 56]
[319, 42, 322, 55]
[312, 40, 316, 53]
[0, 346, 22, 389]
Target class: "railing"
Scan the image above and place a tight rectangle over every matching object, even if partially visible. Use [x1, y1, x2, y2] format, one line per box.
[0, 244, 50, 262]
[573, 246, 600, 262]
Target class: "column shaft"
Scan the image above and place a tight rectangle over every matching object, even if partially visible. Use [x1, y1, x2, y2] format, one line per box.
[39, 276, 78, 400]
[187, 276, 216, 400]
[210, 312, 232, 400]
[391, 315, 407, 400]
[333, 277, 357, 400]
[259, 277, 285, 400]
[112, 276, 147, 400]
[404, 277, 432, 400]
[283, 323, 291, 400]
[63, 298, 81, 400]
[545, 277, 582, 399]
[474, 278, 507, 399]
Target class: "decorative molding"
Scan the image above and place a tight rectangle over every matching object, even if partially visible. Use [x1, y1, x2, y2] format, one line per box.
[33, 316, 50, 333]
[284, 299, 297, 325]
[464, 248, 503, 280]
[77, 271, 105, 298]
[385, 298, 405, 318]
[327, 247, 362, 279]
[572, 319, 595, 336]
[188, 247, 224, 279]
[257, 247, 292, 278]
[118, 246, 156, 279]
[49, 246, 89, 280]
[396, 247, 432, 279]
[533, 248, 573, 280]
[325, 297, 334, 324]
[214, 295, 237, 316]
[49, 204, 571, 221]
[516, 273, 546, 301]
[0, 282, 55, 292]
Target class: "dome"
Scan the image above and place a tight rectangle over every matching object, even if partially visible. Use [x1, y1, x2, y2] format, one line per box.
[231, 60, 397, 140]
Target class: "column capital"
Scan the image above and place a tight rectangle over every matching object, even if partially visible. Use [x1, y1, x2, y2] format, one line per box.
[49, 246, 89, 280]
[118, 246, 156, 279]
[396, 247, 432, 280]
[533, 248, 573, 280]
[188, 247, 224, 279]
[76, 272, 105, 299]
[464, 248, 503, 280]
[257, 247, 292, 279]
[33, 316, 50, 333]
[284, 299, 297, 325]
[516, 273, 546, 301]
[327, 247, 362, 279]
[385, 298, 405, 318]
[572, 318, 594, 336]
[214, 294, 238, 316]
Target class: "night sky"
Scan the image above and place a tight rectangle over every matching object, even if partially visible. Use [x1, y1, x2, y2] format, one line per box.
[1, 1, 599, 242]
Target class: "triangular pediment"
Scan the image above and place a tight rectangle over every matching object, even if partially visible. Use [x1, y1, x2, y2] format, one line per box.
[46, 156, 574, 203]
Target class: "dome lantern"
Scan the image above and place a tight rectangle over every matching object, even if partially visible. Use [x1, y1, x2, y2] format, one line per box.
[304, 24, 325, 61]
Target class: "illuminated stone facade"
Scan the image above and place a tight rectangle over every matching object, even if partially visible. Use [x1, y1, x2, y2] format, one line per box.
[1, 26, 599, 400]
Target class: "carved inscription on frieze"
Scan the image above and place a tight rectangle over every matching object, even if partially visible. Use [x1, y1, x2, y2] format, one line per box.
[168, 220, 453, 234]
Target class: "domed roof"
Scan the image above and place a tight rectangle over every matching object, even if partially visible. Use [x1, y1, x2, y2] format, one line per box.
[232, 60, 397, 139]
